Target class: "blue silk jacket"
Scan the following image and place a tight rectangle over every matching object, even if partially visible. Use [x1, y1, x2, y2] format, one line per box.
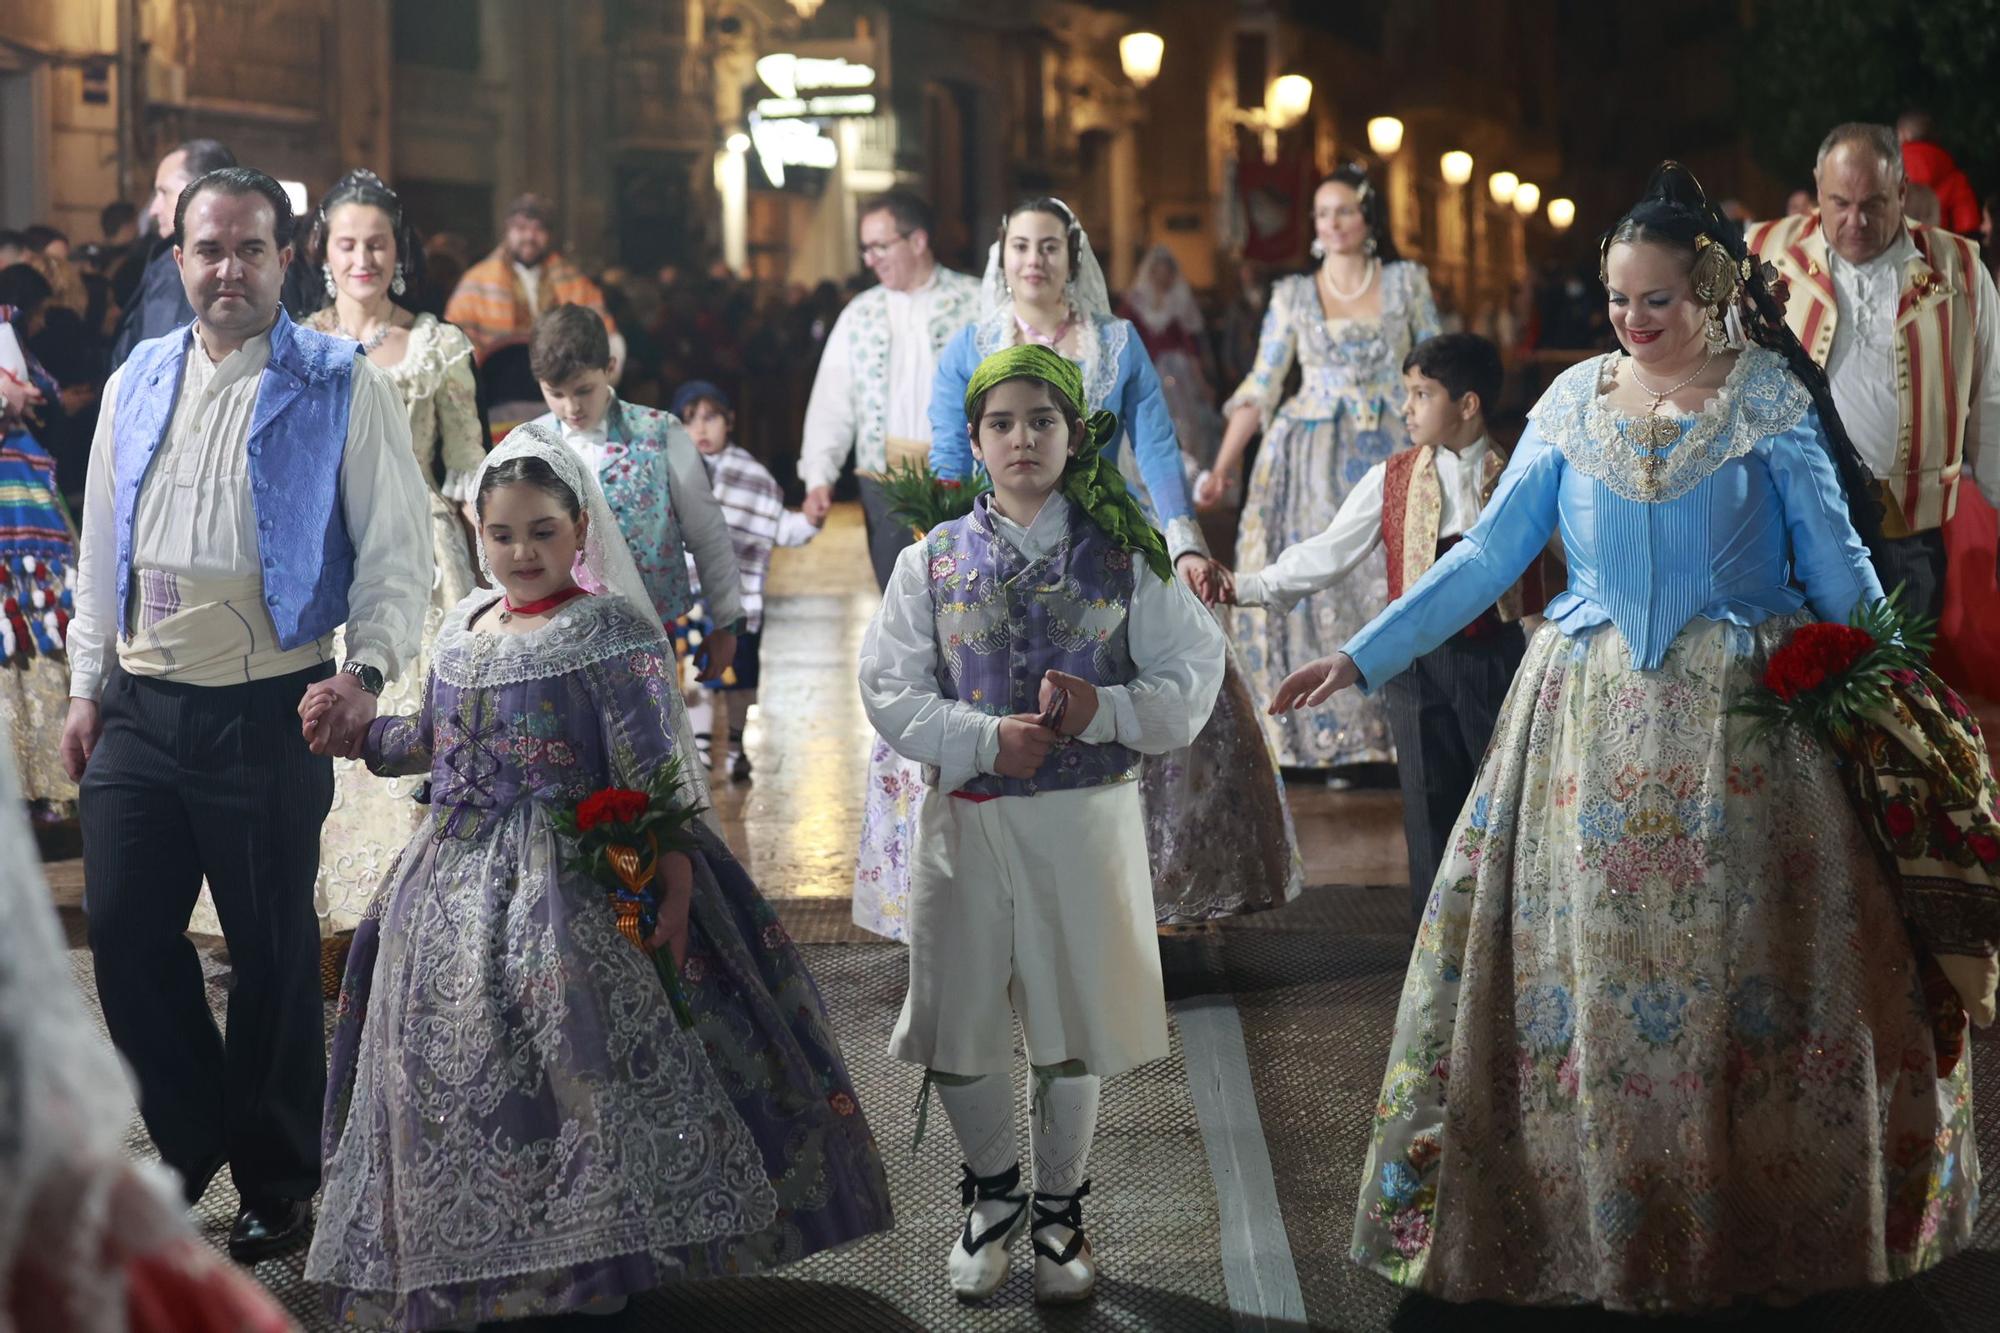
[1344, 345, 1884, 690]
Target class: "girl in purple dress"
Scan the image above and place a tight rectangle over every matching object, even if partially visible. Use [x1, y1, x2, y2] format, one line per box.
[304, 426, 893, 1331]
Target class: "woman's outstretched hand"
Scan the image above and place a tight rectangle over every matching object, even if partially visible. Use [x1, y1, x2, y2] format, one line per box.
[1268, 651, 1360, 714]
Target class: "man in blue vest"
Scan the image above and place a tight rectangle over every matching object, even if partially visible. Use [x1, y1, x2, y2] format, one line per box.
[59, 167, 431, 1262]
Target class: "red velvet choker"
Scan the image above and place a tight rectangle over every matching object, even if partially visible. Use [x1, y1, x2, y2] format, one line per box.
[498, 586, 591, 622]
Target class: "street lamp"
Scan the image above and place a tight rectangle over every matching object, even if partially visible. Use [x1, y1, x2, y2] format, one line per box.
[725, 131, 751, 155]
[1487, 171, 1519, 207]
[1512, 181, 1541, 217]
[1119, 32, 1164, 89]
[1367, 116, 1404, 157]
[787, 0, 825, 16]
[1547, 197, 1575, 231]
[1222, 74, 1314, 164]
[1268, 75, 1314, 126]
[1439, 150, 1473, 186]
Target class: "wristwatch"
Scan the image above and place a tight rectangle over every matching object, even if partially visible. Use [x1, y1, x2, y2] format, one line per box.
[340, 660, 385, 696]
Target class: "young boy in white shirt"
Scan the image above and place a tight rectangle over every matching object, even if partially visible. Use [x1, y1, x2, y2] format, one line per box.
[1222, 333, 1544, 926]
[859, 345, 1223, 1306]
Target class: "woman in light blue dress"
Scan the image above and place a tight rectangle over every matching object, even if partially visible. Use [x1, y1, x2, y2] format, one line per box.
[849, 198, 1300, 939]
[1273, 165, 1978, 1312]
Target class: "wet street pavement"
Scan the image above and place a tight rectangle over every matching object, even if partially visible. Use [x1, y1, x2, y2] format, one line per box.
[47, 504, 2000, 1330]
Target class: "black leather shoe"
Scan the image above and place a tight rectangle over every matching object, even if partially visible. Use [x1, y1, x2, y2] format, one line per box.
[227, 1198, 313, 1264]
[181, 1154, 227, 1207]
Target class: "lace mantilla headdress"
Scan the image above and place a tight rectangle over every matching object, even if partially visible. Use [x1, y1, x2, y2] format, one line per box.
[473, 421, 670, 644]
[979, 197, 1115, 323]
[468, 422, 715, 812]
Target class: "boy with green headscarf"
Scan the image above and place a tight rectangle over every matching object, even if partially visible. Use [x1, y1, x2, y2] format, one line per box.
[858, 344, 1225, 1305]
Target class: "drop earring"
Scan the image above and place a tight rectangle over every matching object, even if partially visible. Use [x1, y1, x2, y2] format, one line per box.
[391, 263, 406, 297]
[1704, 308, 1729, 353]
[322, 264, 337, 299]
[1309, 237, 1326, 261]
[1364, 234, 1379, 258]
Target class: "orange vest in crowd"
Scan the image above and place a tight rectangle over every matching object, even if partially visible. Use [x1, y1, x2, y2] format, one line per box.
[1380, 443, 1547, 636]
[1746, 213, 1984, 537]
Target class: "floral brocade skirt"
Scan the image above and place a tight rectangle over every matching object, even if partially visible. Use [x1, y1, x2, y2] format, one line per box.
[316, 494, 482, 929]
[1350, 615, 1978, 1311]
[850, 648, 1302, 938]
[2, 652, 75, 812]
[309, 810, 892, 1330]
[1230, 406, 1398, 769]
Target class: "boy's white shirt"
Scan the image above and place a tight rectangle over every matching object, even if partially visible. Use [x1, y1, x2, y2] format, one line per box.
[552, 410, 747, 627]
[1236, 434, 1494, 612]
[858, 494, 1225, 795]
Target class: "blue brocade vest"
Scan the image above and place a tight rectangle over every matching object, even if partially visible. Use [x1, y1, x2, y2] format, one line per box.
[532, 396, 694, 620]
[113, 310, 359, 648]
[929, 497, 1140, 798]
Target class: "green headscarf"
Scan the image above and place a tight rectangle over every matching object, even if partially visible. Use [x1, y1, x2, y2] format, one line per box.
[962, 344, 1174, 583]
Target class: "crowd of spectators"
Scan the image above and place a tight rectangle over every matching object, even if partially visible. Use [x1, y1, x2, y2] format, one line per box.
[10, 110, 1999, 516]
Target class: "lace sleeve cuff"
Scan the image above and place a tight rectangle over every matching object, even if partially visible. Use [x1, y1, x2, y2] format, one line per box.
[1164, 515, 1210, 561]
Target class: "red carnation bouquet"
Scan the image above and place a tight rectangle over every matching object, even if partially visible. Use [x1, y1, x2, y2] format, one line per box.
[1732, 596, 1929, 747]
[550, 754, 706, 1028]
[1733, 592, 2000, 1074]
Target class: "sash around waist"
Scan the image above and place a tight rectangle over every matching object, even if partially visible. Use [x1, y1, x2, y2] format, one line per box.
[118, 567, 332, 684]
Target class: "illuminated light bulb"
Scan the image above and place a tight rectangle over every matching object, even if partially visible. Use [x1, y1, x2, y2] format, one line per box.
[1366, 115, 1403, 155]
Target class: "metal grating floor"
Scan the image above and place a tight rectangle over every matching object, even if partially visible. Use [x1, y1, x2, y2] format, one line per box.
[62, 881, 2000, 1332]
[68, 924, 1233, 1332]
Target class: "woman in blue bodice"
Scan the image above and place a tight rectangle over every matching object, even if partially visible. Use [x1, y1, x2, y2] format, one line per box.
[1275, 164, 1978, 1313]
[926, 200, 1208, 569]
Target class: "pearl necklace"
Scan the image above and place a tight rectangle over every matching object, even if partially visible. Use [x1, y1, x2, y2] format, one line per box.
[1319, 259, 1378, 304]
[1628, 349, 1715, 411]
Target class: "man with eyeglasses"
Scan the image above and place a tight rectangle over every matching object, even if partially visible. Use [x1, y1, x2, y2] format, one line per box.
[798, 191, 980, 588]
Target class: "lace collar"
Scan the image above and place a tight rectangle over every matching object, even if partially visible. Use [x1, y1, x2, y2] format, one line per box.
[972, 310, 1130, 412]
[1530, 344, 1810, 503]
[429, 589, 666, 689]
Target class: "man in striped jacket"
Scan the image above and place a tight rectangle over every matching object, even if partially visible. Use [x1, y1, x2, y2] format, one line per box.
[1748, 121, 2000, 618]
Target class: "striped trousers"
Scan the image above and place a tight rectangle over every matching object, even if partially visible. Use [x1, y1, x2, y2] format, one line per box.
[81, 660, 334, 1207]
[1380, 623, 1526, 928]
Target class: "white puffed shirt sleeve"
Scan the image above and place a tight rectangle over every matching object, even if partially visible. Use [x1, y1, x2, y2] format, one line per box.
[858, 540, 1002, 793]
[1966, 258, 2000, 510]
[1234, 460, 1387, 612]
[338, 356, 433, 682]
[798, 306, 859, 491]
[1073, 564, 1225, 754]
[64, 366, 126, 701]
[665, 421, 745, 627]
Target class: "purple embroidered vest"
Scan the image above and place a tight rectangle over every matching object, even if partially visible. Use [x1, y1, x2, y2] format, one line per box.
[928, 496, 1139, 797]
[113, 309, 359, 648]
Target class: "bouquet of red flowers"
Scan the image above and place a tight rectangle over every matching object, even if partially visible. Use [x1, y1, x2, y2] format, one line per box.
[550, 754, 706, 1028]
[878, 458, 991, 541]
[1733, 591, 2000, 1074]
[1731, 593, 1932, 747]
